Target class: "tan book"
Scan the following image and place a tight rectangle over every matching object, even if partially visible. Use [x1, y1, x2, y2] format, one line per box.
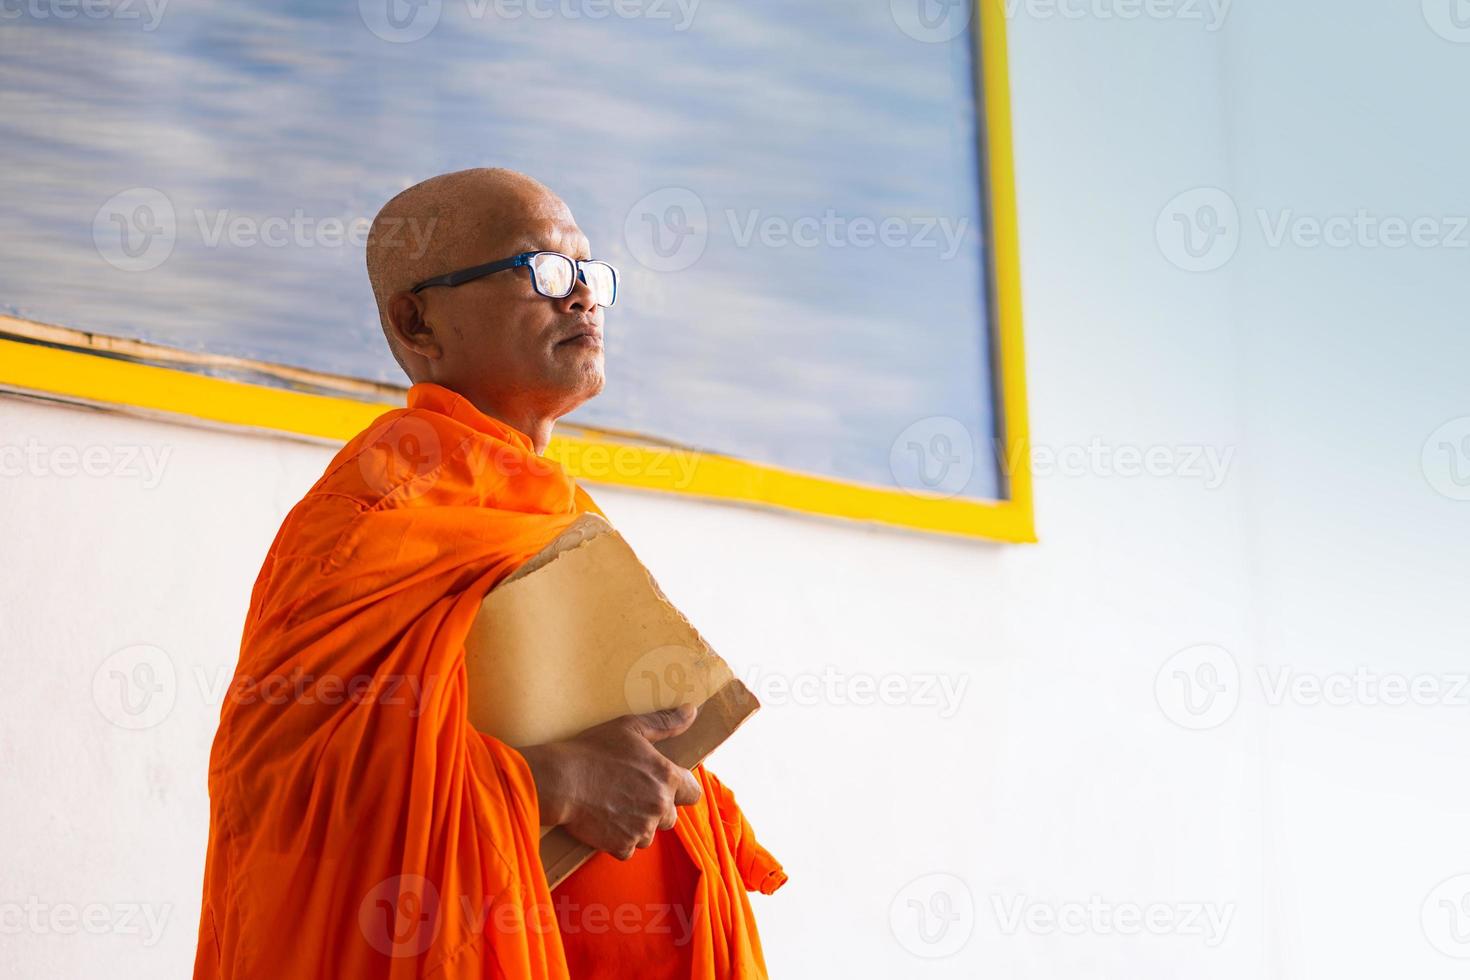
[463, 513, 760, 887]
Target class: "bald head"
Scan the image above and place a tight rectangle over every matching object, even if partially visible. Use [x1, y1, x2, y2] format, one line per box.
[367, 168, 561, 369]
[365, 168, 607, 450]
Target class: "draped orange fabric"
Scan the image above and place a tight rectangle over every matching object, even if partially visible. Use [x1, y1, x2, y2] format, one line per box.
[193, 382, 785, 980]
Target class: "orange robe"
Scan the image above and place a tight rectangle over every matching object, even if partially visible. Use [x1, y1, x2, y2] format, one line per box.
[194, 382, 785, 980]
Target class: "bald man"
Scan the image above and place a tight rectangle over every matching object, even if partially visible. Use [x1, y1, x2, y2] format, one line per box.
[193, 169, 784, 980]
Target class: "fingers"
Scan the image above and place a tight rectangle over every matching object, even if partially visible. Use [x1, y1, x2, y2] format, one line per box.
[672, 766, 702, 807]
[658, 804, 679, 831]
[631, 703, 698, 743]
[613, 825, 660, 861]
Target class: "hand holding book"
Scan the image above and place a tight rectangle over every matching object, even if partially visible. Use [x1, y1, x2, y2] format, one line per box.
[519, 704, 704, 861]
[464, 514, 761, 885]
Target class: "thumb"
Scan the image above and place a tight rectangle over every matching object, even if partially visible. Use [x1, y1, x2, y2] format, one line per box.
[632, 703, 698, 743]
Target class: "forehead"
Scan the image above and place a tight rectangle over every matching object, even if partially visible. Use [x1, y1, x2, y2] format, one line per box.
[509, 213, 592, 259]
[465, 187, 590, 259]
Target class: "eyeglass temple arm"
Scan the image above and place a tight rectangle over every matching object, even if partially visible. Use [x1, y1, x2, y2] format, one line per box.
[410, 254, 529, 293]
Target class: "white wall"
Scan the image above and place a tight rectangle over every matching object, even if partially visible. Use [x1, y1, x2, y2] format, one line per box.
[4, 3, 1470, 978]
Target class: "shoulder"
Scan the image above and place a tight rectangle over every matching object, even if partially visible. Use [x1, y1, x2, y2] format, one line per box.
[267, 407, 453, 561]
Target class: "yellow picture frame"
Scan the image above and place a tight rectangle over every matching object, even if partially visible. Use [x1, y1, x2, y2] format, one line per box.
[0, 1, 1031, 542]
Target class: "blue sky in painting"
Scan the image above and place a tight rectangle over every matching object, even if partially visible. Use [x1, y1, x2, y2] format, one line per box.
[0, 0, 999, 497]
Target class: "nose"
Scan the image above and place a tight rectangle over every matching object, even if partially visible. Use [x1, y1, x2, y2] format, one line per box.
[554, 271, 598, 314]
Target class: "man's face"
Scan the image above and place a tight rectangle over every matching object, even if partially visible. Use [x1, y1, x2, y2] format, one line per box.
[418, 197, 605, 419]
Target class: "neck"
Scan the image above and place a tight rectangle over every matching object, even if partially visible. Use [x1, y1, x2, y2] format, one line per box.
[518, 416, 556, 456]
[473, 399, 556, 455]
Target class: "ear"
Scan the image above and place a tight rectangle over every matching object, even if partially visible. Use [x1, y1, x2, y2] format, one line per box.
[386, 290, 444, 362]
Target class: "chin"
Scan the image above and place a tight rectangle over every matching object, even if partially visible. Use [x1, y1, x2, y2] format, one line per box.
[552, 360, 604, 411]
[579, 353, 606, 392]
[581, 367, 606, 399]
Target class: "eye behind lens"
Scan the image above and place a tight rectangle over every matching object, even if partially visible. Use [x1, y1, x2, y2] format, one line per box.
[531, 252, 576, 297]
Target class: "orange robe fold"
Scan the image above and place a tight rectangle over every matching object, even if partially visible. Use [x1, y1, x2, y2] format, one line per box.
[193, 382, 785, 980]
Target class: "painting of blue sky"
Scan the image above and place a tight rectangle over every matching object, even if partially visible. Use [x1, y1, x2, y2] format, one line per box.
[0, 0, 1000, 498]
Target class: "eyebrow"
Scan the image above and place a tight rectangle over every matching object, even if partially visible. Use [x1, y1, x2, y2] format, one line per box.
[509, 225, 591, 258]
[520, 242, 593, 260]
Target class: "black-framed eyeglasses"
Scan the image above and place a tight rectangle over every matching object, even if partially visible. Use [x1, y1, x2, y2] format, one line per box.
[410, 250, 619, 308]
